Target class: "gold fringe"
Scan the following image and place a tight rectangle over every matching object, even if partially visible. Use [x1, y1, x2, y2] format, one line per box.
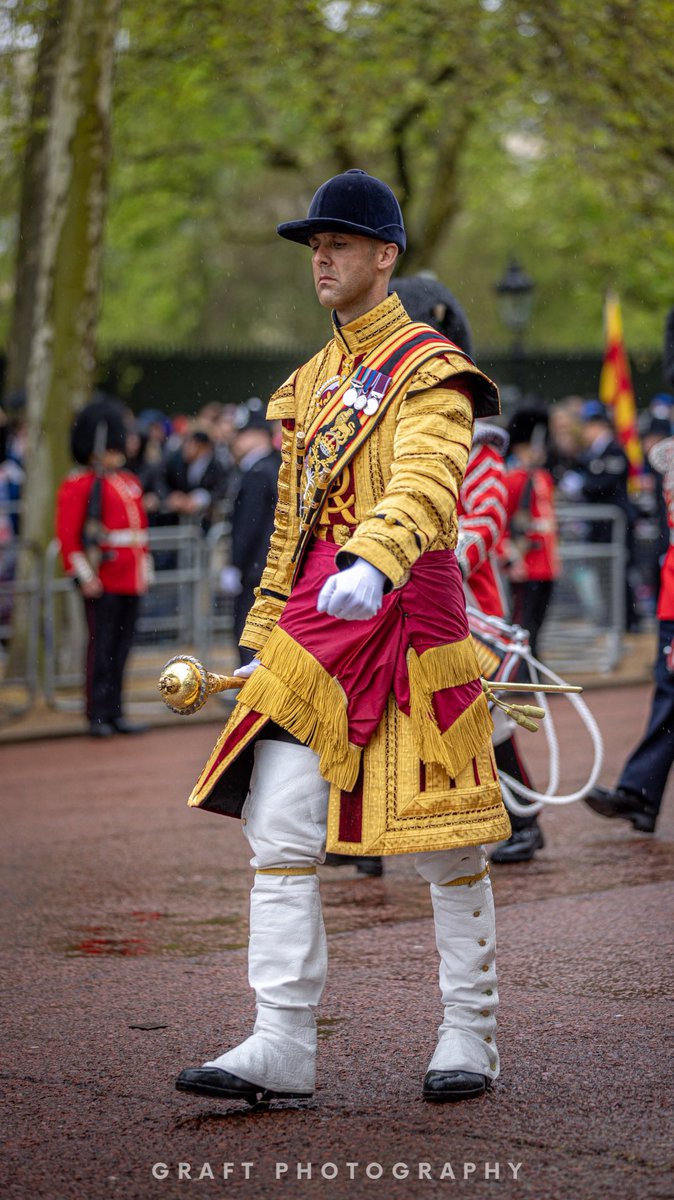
[408, 644, 493, 777]
[240, 626, 361, 791]
[413, 637, 482, 689]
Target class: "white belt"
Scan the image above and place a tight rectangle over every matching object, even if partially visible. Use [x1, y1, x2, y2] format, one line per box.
[101, 529, 148, 548]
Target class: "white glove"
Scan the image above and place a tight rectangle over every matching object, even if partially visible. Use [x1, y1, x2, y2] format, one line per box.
[557, 469, 584, 500]
[220, 565, 242, 595]
[316, 557, 387, 621]
[234, 657, 261, 678]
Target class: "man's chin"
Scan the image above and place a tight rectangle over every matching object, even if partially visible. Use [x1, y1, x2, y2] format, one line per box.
[315, 288, 337, 309]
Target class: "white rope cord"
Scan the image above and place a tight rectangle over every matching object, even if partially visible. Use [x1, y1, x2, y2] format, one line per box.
[493, 646, 604, 815]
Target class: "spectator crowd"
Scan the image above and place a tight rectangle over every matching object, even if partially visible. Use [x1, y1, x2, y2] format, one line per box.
[1, 373, 673, 654]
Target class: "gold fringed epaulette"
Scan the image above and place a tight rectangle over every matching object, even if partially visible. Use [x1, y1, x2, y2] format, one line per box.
[266, 370, 299, 420]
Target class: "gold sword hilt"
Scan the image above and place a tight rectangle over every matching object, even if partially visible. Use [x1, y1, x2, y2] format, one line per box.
[158, 655, 245, 715]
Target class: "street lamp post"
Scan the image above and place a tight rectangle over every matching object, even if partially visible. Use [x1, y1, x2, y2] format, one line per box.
[494, 259, 535, 399]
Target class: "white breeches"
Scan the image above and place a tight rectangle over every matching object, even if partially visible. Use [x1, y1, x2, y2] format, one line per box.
[206, 738, 500, 1088]
[240, 738, 330, 870]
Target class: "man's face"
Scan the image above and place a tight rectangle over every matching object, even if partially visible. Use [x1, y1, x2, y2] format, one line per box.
[101, 449, 125, 471]
[308, 232, 397, 320]
[581, 419, 608, 448]
[235, 428, 271, 462]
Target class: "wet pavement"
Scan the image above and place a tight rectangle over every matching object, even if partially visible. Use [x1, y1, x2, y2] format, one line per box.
[1, 683, 673, 1199]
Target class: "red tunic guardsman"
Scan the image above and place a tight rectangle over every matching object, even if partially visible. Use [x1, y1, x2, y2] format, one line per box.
[499, 406, 559, 662]
[55, 396, 151, 737]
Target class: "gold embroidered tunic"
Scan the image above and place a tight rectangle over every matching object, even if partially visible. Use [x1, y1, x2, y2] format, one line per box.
[190, 293, 511, 855]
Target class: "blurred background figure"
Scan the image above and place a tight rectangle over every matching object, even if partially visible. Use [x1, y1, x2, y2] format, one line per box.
[0, 398, 23, 542]
[55, 394, 152, 737]
[546, 397, 584, 486]
[558, 399, 638, 631]
[648, 391, 674, 423]
[0, 399, 24, 650]
[212, 403, 240, 476]
[220, 404, 281, 666]
[158, 428, 229, 533]
[393, 272, 474, 357]
[124, 413, 164, 498]
[632, 409, 672, 616]
[500, 405, 559, 663]
[585, 435, 674, 834]
[136, 407, 171, 466]
[194, 401, 224, 442]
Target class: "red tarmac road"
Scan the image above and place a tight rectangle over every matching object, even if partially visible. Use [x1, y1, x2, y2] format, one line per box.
[1, 683, 673, 1200]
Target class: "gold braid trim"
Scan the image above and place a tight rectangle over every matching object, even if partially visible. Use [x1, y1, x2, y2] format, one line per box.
[472, 638, 501, 679]
[241, 626, 361, 790]
[407, 640, 494, 776]
[256, 867, 317, 876]
[240, 592, 287, 653]
[440, 864, 490, 887]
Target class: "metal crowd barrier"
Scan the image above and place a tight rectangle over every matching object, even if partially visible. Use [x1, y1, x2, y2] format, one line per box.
[0, 498, 641, 721]
[203, 520, 235, 647]
[538, 504, 627, 674]
[42, 524, 234, 713]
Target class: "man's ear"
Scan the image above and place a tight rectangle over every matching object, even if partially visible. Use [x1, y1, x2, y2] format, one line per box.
[377, 242, 399, 271]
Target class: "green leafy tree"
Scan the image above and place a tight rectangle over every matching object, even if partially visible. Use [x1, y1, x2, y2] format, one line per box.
[3, 0, 121, 669]
[2, 0, 673, 363]
[93, 0, 673, 352]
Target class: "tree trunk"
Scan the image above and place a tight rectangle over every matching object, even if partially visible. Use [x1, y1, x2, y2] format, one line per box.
[2, 6, 62, 405]
[8, 0, 121, 675]
[402, 114, 476, 276]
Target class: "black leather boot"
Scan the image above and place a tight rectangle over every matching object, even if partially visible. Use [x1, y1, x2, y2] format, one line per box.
[491, 821, 544, 863]
[176, 1067, 312, 1106]
[423, 1070, 488, 1102]
[584, 786, 657, 833]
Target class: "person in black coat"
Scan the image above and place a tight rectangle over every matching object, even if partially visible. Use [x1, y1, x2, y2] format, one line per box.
[158, 429, 230, 533]
[220, 409, 281, 666]
[558, 399, 638, 629]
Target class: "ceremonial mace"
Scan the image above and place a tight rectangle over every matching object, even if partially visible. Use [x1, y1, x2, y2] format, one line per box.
[158, 655, 244, 715]
[158, 653, 581, 729]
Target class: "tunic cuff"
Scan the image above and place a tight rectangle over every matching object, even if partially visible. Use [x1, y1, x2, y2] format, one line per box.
[336, 528, 413, 590]
[240, 591, 287, 651]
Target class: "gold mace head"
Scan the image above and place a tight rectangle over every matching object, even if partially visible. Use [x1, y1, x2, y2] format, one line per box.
[158, 655, 208, 714]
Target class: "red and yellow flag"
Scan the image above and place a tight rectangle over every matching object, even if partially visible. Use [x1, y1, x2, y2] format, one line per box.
[599, 291, 643, 477]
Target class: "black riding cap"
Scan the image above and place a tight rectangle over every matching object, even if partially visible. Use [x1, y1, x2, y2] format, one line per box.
[277, 169, 406, 252]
